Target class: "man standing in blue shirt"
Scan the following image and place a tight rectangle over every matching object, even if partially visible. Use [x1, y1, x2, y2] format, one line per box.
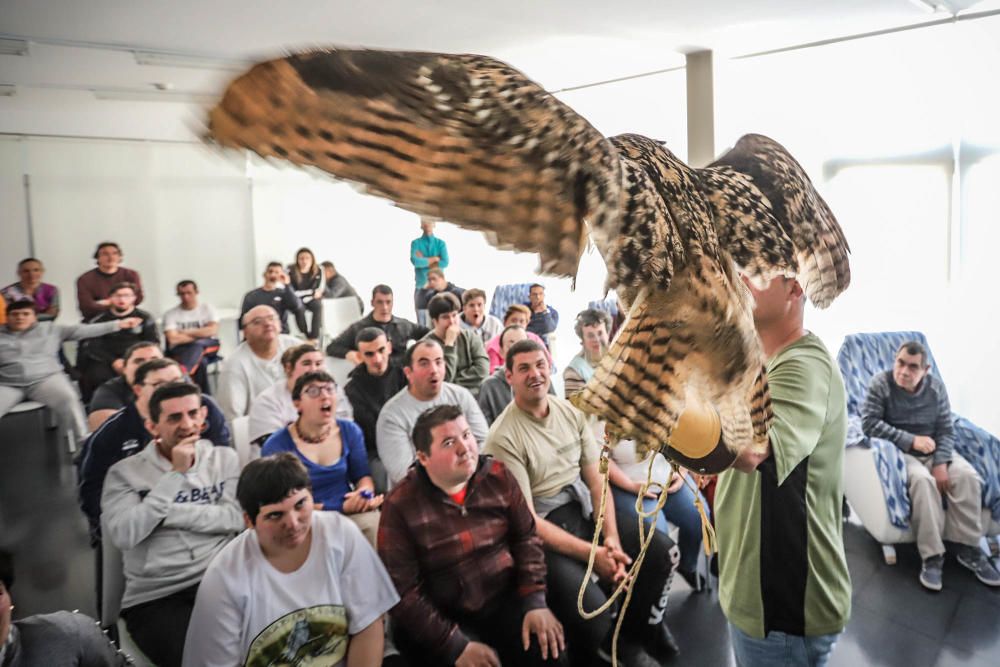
[410, 218, 449, 326]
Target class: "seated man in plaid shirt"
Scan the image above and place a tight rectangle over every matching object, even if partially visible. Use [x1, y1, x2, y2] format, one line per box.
[377, 404, 566, 667]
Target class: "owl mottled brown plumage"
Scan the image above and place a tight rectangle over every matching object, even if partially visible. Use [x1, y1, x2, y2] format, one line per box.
[207, 49, 851, 471]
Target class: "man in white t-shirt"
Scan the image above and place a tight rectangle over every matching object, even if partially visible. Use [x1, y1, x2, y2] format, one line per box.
[183, 453, 399, 667]
[163, 280, 220, 393]
[216, 305, 300, 422]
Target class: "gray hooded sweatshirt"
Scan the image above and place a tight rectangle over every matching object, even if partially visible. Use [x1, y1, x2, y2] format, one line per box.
[101, 438, 242, 609]
[0, 321, 119, 386]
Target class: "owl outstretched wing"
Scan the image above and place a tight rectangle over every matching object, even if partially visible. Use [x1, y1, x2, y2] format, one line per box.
[703, 134, 851, 307]
[208, 49, 622, 277]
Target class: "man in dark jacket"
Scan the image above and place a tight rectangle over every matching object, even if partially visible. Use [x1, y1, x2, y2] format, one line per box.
[327, 284, 428, 367]
[378, 405, 565, 667]
[343, 328, 407, 493]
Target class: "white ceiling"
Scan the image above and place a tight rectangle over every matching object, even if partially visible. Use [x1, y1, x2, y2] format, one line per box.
[0, 0, 995, 141]
[0, 0, 994, 91]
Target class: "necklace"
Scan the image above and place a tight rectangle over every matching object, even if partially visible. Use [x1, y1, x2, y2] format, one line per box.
[294, 421, 333, 444]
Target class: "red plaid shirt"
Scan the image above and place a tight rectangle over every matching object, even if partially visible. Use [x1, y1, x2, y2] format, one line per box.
[377, 456, 547, 662]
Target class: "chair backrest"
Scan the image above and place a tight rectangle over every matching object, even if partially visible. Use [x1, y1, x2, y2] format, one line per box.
[100, 523, 125, 628]
[836, 331, 941, 417]
[232, 415, 252, 467]
[489, 283, 534, 321]
[322, 297, 363, 343]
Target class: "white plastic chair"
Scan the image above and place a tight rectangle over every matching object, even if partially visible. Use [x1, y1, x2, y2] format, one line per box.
[232, 415, 259, 467]
[321, 296, 363, 348]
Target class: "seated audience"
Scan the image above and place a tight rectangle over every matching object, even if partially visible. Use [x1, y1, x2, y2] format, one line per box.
[422, 293, 489, 397]
[163, 280, 220, 393]
[862, 340, 1000, 590]
[239, 262, 302, 334]
[376, 340, 488, 488]
[479, 325, 556, 425]
[2, 257, 60, 321]
[77, 282, 158, 402]
[101, 382, 242, 667]
[321, 260, 364, 311]
[262, 371, 382, 544]
[344, 328, 407, 492]
[524, 283, 558, 346]
[563, 309, 610, 397]
[379, 404, 566, 667]
[565, 309, 709, 590]
[415, 268, 464, 326]
[182, 453, 399, 666]
[87, 341, 163, 431]
[0, 550, 128, 666]
[1, 299, 138, 442]
[327, 284, 428, 367]
[459, 288, 502, 345]
[288, 247, 324, 343]
[76, 242, 143, 320]
[216, 305, 300, 422]
[484, 340, 680, 666]
[79, 358, 232, 538]
[485, 304, 551, 373]
[248, 343, 351, 444]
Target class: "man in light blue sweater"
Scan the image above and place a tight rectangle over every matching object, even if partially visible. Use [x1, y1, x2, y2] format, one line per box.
[862, 340, 999, 591]
[0, 299, 139, 441]
[101, 382, 241, 666]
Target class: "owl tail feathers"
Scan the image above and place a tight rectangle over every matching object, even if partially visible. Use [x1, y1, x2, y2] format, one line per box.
[570, 290, 737, 474]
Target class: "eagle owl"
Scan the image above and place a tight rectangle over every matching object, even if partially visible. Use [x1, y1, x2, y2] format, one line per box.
[207, 49, 851, 472]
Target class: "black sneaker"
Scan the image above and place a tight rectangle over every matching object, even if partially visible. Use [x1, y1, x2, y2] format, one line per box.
[679, 567, 706, 592]
[643, 623, 681, 662]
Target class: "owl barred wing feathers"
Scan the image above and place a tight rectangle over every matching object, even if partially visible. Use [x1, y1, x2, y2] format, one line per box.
[208, 49, 621, 278]
[707, 134, 851, 308]
[208, 48, 850, 471]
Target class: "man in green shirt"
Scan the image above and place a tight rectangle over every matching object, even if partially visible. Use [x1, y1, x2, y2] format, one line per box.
[716, 276, 851, 667]
[422, 292, 489, 397]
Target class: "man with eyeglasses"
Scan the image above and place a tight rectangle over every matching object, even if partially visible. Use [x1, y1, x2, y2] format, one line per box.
[216, 305, 300, 422]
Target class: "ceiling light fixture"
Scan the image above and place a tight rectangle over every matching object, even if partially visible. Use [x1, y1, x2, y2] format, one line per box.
[0, 38, 30, 56]
[133, 50, 249, 71]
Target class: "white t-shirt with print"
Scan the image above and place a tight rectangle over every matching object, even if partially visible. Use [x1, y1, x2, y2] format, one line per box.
[163, 303, 218, 332]
[182, 511, 399, 667]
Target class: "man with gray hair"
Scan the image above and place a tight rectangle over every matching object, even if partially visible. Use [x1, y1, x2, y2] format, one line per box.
[862, 340, 1000, 590]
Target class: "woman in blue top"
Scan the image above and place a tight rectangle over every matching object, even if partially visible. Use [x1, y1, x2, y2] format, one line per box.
[261, 370, 383, 543]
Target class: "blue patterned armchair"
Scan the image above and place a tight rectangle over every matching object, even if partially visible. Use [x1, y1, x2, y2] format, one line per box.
[489, 283, 534, 320]
[837, 331, 1000, 563]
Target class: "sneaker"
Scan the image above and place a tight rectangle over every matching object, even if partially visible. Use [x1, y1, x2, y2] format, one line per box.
[679, 567, 707, 592]
[920, 555, 944, 591]
[643, 624, 681, 662]
[956, 546, 1000, 587]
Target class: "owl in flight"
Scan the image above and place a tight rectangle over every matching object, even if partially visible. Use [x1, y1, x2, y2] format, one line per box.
[207, 49, 851, 473]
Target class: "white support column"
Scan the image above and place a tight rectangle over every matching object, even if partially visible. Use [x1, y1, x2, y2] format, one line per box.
[686, 50, 716, 167]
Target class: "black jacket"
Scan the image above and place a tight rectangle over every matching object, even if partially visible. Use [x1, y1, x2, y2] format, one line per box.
[326, 313, 429, 366]
[344, 362, 408, 452]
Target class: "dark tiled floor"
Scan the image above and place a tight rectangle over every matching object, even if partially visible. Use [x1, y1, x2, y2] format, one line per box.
[2, 411, 1000, 666]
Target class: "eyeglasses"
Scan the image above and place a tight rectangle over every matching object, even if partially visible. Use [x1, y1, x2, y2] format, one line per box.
[303, 384, 336, 398]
